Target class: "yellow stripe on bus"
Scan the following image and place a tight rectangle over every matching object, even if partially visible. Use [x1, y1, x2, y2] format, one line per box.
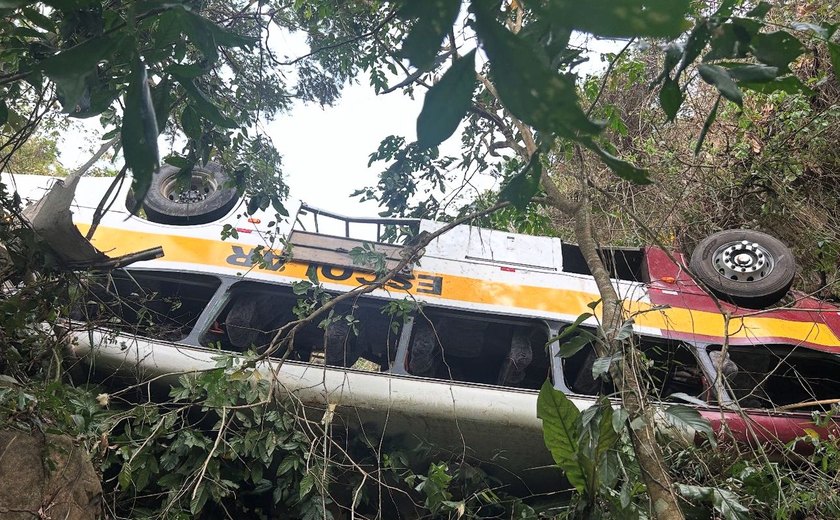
[79, 224, 840, 350]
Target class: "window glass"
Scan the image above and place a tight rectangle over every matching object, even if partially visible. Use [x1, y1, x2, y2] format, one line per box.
[78, 270, 220, 341]
[405, 309, 550, 390]
[562, 336, 705, 400]
[200, 281, 402, 372]
[713, 345, 840, 410]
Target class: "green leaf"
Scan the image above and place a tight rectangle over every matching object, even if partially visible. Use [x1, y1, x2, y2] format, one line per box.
[746, 1, 771, 18]
[703, 23, 754, 62]
[545, 0, 692, 38]
[720, 63, 779, 83]
[118, 463, 132, 490]
[0, 100, 7, 126]
[668, 392, 709, 407]
[614, 318, 634, 341]
[499, 155, 542, 210]
[150, 80, 172, 134]
[299, 472, 315, 500]
[175, 7, 256, 63]
[594, 399, 618, 459]
[181, 106, 202, 140]
[40, 34, 119, 111]
[751, 31, 805, 72]
[172, 74, 237, 128]
[164, 155, 191, 169]
[694, 94, 721, 156]
[23, 7, 54, 31]
[473, 4, 601, 137]
[399, 0, 460, 70]
[190, 484, 209, 515]
[611, 407, 629, 433]
[44, 0, 96, 9]
[828, 42, 840, 80]
[177, 8, 257, 48]
[122, 56, 160, 213]
[548, 312, 594, 345]
[416, 50, 476, 149]
[698, 64, 742, 106]
[663, 404, 715, 444]
[674, 15, 717, 78]
[0, 0, 30, 7]
[592, 353, 622, 379]
[659, 77, 682, 122]
[662, 43, 683, 78]
[587, 141, 651, 184]
[557, 335, 591, 359]
[677, 485, 750, 520]
[537, 380, 585, 492]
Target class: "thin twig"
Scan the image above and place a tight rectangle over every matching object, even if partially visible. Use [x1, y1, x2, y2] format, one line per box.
[191, 406, 228, 502]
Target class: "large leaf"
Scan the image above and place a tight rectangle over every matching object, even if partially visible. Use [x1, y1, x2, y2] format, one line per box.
[703, 22, 756, 62]
[677, 485, 750, 520]
[122, 57, 160, 213]
[591, 353, 622, 379]
[663, 404, 715, 444]
[473, 4, 601, 137]
[499, 155, 542, 210]
[537, 380, 585, 492]
[698, 64, 742, 106]
[416, 50, 476, 149]
[694, 95, 721, 155]
[399, 0, 461, 71]
[659, 77, 682, 122]
[150, 80, 172, 133]
[587, 141, 651, 184]
[174, 7, 257, 65]
[40, 34, 120, 111]
[720, 63, 779, 83]
[549, 312, 594, 346]
[828, 42, 840, 79]
[545, 0, 692, 38]
[557, 335, 592, 359]
[751, 31, 805, 72]
[172, 74, 237, 128]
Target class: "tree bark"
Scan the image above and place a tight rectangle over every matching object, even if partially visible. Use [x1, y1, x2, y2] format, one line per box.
[477, 50, 685, 517]
[572, 199, 686, 519]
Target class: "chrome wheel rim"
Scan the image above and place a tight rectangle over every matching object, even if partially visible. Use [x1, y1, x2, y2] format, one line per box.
[712, 240, 774, 282]
[160, 169, 217, 204]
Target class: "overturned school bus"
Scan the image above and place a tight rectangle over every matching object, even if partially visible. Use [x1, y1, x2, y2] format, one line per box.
[7, 168, 840, 493]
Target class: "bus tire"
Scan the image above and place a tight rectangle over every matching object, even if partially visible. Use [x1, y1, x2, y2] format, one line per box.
[142, 163, 238, 225]
[689, 229, 796, 308]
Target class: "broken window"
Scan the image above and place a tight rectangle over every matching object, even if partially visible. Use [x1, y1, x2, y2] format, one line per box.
[77, 270, 220, 341]
[562, 336, 705, 400]
[712, 345, 840, 410]
[200, 281, 403, 371]
[404, 308, 550, 390]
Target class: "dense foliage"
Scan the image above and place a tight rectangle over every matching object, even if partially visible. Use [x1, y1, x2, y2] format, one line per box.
[1, 0, 839, 519]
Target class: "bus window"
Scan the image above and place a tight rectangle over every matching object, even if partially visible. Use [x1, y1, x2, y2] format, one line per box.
[77, 270, 220, 341]
[200, 281, 402, 371]
[405, 310, 550, 390]
[562, 337, 705, 400]
[713, 345, 840, 410]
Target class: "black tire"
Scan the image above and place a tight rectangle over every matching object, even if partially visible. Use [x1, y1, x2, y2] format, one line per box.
[689, 229, 796, 308]
[141, 162, 238, 225]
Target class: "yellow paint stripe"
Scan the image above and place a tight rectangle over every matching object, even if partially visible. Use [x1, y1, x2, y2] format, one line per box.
[80, 224, 840, 350]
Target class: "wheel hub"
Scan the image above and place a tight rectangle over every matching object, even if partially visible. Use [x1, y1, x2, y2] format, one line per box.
[712, 240, 774, 282]
[159, 169, 217, 205]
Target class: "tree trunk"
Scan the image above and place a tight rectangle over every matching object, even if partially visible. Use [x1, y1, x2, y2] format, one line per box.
[570, 199, 686, 519]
